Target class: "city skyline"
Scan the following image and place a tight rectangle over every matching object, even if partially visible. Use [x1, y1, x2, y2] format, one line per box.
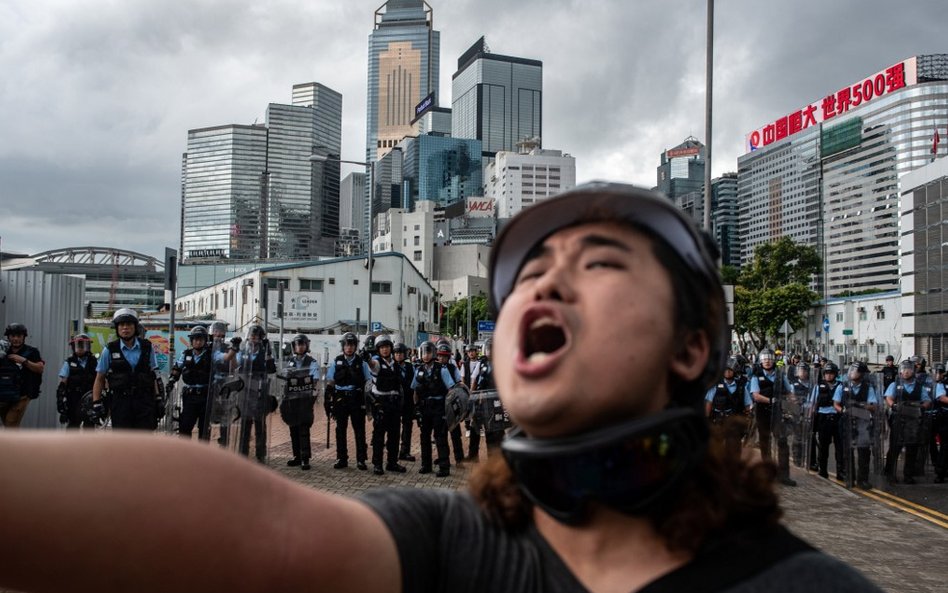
[2, 0, 947, 258]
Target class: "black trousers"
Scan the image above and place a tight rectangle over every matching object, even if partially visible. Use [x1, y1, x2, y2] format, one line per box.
[399, 398, 415, 456]
[334, 392, 367, 463]
[934, 415, 948, 479]
[756, 404, 774, 461]
[885, 432, 920, 480]
[371, 408, 401, 467]
[65, 390, 95, 429]
[815, 413, 843, 476]
[238, 413, 268, 461]
[420, 399, 449, 470]
[449, 424, 464, 463]
[289, 424, 312, 460]
[178, 390, 209, 440]
[111, 393, 158, 430]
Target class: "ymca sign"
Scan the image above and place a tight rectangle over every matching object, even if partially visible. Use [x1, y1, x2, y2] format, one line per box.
[466, 197, 495, 218]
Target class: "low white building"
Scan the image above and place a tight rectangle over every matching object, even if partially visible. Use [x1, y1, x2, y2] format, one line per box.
[373, 200, 436, 280]
[175, 252, 437, 348]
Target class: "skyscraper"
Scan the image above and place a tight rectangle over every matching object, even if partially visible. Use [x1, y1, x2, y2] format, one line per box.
[451, 36, 542, 157]
[181, 82, 342, 263]
[366, 1, 439, 163]
[655, 137, 705, 202]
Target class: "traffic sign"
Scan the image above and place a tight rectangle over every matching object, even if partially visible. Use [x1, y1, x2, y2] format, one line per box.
[372, 321, 382, 332]
[822, 316, 830, 333]
[477, 320, 495, 332]
[842, 329, 853, 336]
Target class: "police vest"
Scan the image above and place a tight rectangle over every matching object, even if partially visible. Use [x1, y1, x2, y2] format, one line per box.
[882, 367, 897, 388]
[816, 381, 836, 409]
[65, 354, 97, 395]
[396, 361, 415, 393]
[333, 355, 366, 389]
[244, 348, 273, 377]
[934, 379, 948, 413]
[842, 383, 868, 405]
[284, 355, 316, 396]
[180, 348, 212, 386]
[791, 380, 811, 402]
[415, 363, 448, 399]
[0, 356, 22, 401]
[106, 339, 155, 398]
[712, 381, 744, 414]
[755, 371, 775, 399]
[895, 383, 921, 403]
[373, 357, 401, 393]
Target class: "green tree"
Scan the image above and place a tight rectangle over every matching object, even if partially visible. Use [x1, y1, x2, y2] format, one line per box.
[440, 295, 490, 340]
[733, 238, 821, 353]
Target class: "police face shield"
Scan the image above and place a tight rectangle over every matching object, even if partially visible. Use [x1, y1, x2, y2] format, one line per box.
[71, 336, 92, 354]
[899, 361, 915, 382]
[502, 408, 708, 525]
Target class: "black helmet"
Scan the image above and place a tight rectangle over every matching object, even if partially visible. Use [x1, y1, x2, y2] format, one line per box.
[934, 362, 946, 374]
[4, 323, 27, 337]
[70, 333, 91, 348]
[822, 361, 839, 376]
[111, 308, 139, 329]
[900, 359, 915, 372]
[419, 341, 436, 357]
[364, 335, 376, 351]
[291, 334, 310, 351]
[340, 332, 359, 346]
[189, 326, 209, 342]
[436, 340, 452, 356]
[885, 354, 894, 362]
[248, 324, 266, 339]
[375, 335, 394, 350]
[725, 357, 742, 373]
[210, 321, 228, 336]
[849, 361, 869, 376]
[466, 343, 479, 353]
[394, 343, 408, 355]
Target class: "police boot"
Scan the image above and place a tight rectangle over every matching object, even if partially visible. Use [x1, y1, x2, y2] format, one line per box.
[357, 461, 368, 471]
[385, 462, 407, 473]
[301, 459, 311, 471]
[373, 464, 385, 475]
[399, 452, 416, 462]
[436, 465, 450, 478]
[419, 465, 432, 474]
[287, 457, 302, 467]
[333, 459, 348, 469]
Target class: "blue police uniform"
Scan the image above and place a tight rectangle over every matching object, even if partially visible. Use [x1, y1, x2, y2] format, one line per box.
[396, 358, 417, 461]
[279, 354, 320, 466]
[835, 381, 879, 487]
[234, 345, 276, 461]
[412, 362, 456, 475]
[369, 355, 405, 472]
[327, 354, 373, 468]
[97, 338, 160, 430]
[933, 382, 948, 481]
[171, 347, 212, 439]
[58, 353, 97, 428]
[883, 380, 931, 483]
[809, 380, 843, 479]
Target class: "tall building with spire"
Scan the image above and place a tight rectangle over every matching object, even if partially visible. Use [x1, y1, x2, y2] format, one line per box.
[366, 1, 440, 163]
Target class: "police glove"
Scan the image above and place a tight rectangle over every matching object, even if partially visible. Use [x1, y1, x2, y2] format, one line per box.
[59, 412, 69, 425]
[165, 381, 176, 397]
[155, 396, 166, 420]
[269, 395, 279, 413]
[56, 382, 67, 400]
[90, 401, 106, 423]
[415, 407, 424, 427]
[229, 336, 242, 351]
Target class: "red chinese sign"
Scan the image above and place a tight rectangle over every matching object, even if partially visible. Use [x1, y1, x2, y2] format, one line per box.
[745, 57, 918, 153]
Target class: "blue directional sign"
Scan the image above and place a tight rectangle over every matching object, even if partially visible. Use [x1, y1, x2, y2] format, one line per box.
[372, 321, 383, 332]
[822, 316, 830, 333]
[477, 320, 495, 332]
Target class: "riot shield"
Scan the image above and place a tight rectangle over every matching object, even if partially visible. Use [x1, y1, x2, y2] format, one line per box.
[445, 383, 472, 431]
[278, 363, 318, 464]
[232, 337, 276, 463]
[781, 380, 809, 471]
[206, 336, 242, 447]
[159, 379, 182, 435]
[470, 389, 513, 437]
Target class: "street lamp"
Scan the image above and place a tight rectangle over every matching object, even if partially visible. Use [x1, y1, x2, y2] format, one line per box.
[310, 153, 374, 337]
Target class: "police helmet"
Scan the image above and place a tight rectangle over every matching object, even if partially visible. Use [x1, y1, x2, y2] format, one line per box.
[189, 326, 209, 342]
[247, 324, 266, 339]
[822, 361, 839, 376]
[291, 334, 310, 351]
[111, 308, 139, 330]
[466, 343, 479, 353]
[209, 321, 228, 336]
[419, 341, 436, 357]
[934, 362, 946, 374]
[483, 338, 492, 357]
[375, 335, 394, 350]
[848, 361, 869, 378]
[436, 340, 452, 356]
[725, 357, 742, 373]
[796, 362, 810, 375]
[900, 359, 915, 372]
[70, 333, 92, 349]
[885, 355, 895, 362]
[394, 343, 408, 355]
[364, 335, 376, 351]
[3, 323, 27, 337]
[758, 348, 775, 362]
[340, 332, 359, 346]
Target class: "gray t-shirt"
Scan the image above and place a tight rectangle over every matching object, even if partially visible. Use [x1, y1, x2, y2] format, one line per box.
[359, 488, 883, 593]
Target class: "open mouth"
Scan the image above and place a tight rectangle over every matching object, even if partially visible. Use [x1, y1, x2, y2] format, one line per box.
[519, 308, 570, 371]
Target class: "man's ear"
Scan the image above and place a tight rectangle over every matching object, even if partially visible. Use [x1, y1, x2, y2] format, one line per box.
[669, 330, 710, 382]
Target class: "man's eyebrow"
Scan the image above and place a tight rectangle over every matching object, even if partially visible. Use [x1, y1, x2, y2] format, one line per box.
[522, 242, 551, 265]
[578, 234, 633, 252]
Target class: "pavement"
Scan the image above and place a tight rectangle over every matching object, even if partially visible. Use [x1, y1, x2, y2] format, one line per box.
[255, 407, 948, 593]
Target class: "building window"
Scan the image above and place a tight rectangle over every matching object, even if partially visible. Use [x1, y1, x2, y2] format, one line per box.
[414, 224, 420, 231]
[371, 281, 392, 294]
[877, 344, 887, 354]
[353, 279, 359, 285]
[414, 236, 420, 246]
[413, 250, 422, 261]
[875, 307, 885, 320]
[329, 278, 335, 285]
[835, 312, 844, 322]
[299, 278, 324, 291]
[265, 278, 288, 290]
[858, 309, 867, 321]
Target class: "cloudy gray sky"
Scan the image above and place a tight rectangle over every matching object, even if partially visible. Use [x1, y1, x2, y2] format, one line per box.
[2, 0, 946, 258]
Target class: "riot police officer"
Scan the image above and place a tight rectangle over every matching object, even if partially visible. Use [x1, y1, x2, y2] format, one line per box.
[368, 335, 406, 475]
[235, 325, 277, 462]
[884, 359, 932, 484]
[750, 348, 783, 462]
[881, 355, 897, 392]
[325, 332, 371, 470]
[0, 323, 44, 428]
[834, 362, 879, 489]
[470, 340, 503, 458]
[91, 309, 161, 430]
[784, 362, 813, 468]
[932, 362, 948, 483]
[167, 326, 213, 440]
[279, 334, 319, 470]
[209, 321, 239, 447]
[412, 341, 456, 476]
[57, 333, 97, 429]
[436, 340, 465, 467]
[811, 361, 843, 479]
[706, 357, 751, 454]
[393, 343, 417, 462]
[460, 344, 482, 461]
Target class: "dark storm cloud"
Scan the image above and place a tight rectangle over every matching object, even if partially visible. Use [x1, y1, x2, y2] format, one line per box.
[1, 0, 946, 257]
